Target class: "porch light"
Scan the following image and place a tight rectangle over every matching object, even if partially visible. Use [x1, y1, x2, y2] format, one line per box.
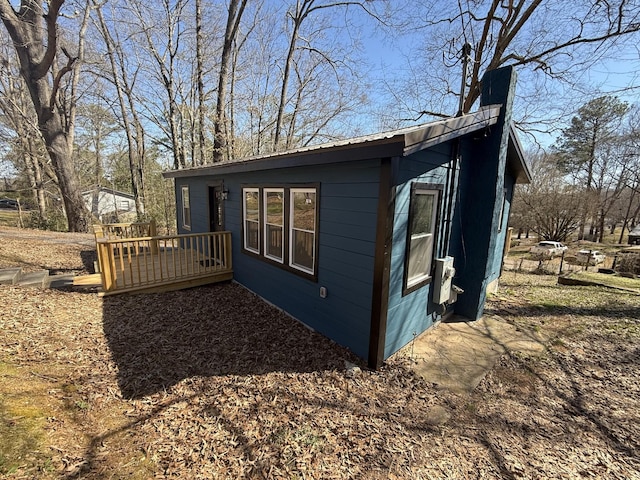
[217, 188, 229, 201]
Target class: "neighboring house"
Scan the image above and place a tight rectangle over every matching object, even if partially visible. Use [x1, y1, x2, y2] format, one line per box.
[629, 225, 640, 245]
[163, 66, 531, 369]
[83, 186, 136, 223]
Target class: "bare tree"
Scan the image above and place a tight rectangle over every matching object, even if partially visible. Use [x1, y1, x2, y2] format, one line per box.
[0, 0, 90, 231]
[237, 6, 282, 157]
[617, 107, 640, 242]
[195, 0, 206, 165]
[397, 0, 640, 125]
[515, 152, 582, 242]
[94, 1, 146, 217]
[212, 0, 248, 163]
[0, 40, 49, 218]
[272, 0, 372, 151]
[128, 0, 190, 170]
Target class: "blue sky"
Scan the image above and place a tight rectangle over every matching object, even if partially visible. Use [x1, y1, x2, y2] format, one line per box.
[354, 4, 640, 150]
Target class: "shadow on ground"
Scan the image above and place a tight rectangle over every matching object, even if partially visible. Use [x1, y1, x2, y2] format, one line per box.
[79, 250, 97, 273]
[102, 282, 359, 399]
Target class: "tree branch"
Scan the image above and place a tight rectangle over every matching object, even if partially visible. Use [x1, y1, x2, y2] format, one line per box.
[507, 25, 640, 70]
[0, 1, 22, 53]
[49, 47, 76, 111]
[33, 0, 65, 79]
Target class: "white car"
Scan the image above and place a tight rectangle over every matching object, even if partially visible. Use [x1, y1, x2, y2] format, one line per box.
[576, 250, 606, 265]
[530, 241, 568, 258]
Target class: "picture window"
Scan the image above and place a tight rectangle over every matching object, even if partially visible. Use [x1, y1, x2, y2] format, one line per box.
[242, 185, 319, 279]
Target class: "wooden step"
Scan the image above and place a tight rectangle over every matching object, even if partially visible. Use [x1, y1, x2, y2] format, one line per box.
[47, 274, 77, 290]
[73, 273, 102, 289]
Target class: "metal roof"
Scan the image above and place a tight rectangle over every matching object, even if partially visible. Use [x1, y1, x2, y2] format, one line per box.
[163, 104, 528, 182]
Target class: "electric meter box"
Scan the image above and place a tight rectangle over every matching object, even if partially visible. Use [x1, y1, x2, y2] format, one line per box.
[433, 256, 455, 305]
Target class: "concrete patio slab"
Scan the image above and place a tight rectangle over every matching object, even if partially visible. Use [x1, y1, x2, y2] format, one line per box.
[399, 315, 548, 394]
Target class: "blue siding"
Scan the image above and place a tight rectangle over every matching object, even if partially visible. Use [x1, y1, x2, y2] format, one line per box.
[176, 159, 381, 359]
[175, 180, 212, 235]
[384, 144, 452, 358]
[449, 66, 517, 319]
[170, 67, 519, 365]
[486, 173, 515, 283]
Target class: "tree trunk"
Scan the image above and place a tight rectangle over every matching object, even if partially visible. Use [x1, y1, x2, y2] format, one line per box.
[213, 0, 248, 163]
[0, 0, 89, 232]
[95, 2, 145, 217]
[274, 1, 305, 151]
[195, 0, 206, 165]
[25, 142, 47, 220]
[598, 210, 605, 243]
[618, 189, 637, 244]
[41, 112, 88, 230]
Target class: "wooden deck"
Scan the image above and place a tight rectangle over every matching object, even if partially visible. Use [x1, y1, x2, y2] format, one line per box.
[89, 229, 233, 296]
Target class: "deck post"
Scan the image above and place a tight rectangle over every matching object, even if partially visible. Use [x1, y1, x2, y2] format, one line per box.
[149, 219, 159, 254]
[225, 232, 232, 270]
[97, 241, 114, 291]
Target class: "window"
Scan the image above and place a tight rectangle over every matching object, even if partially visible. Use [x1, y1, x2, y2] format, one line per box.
[243, 188, 260, 253]
[118, 200, 130, 210]
[242, 185, 319, 279]
[181, 186, 191, 230]
[290, 189, 316, 274]
[404, 184, 440, 292]
[264, 188, 284, 262]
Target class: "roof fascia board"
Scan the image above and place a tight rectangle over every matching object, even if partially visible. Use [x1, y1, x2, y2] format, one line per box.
[164, 141, 405, 178]
[508, 126, 532, 184]
[402, 105, 502, 156]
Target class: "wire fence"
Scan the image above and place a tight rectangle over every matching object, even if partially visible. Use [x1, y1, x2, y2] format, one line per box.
[503, 253, 617, 276]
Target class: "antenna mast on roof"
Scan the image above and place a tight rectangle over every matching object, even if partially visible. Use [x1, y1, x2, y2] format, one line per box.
[457, 43, 472, 117]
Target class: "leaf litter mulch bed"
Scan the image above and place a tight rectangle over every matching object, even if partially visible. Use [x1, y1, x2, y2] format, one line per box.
[1, 227, 639, 479]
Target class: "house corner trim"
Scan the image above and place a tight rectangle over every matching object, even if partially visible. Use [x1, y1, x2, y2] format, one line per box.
[368, 157, 396, 369]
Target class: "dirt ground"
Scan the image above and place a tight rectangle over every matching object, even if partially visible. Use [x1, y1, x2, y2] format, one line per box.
[1, 226, 639, 479]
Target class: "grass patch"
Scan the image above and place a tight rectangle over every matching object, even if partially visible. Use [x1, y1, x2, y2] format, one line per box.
[0, 361, 52, 475]
[565, 271, 640, 291]
[0, 397, 47, 475]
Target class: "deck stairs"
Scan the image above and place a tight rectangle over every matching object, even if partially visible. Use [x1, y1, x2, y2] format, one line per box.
[0, 267, 87, 290]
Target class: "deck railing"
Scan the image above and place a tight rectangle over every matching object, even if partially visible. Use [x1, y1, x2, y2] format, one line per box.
[96, 231, 232, 294]
[93, 220, 157, 241]
[93, 220, 160, 266]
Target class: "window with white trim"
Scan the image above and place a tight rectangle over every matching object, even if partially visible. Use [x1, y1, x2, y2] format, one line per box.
[289, 189, 316, 274]
[404, 185, 440, 291]
[264, 188, 284, 262]
[243, 188, 260, 253]
[242, 185, 319, 279]
[181, 186, 191, 230]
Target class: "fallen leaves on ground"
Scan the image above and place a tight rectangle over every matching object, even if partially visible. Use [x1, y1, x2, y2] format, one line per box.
[1, 228, 639, 479]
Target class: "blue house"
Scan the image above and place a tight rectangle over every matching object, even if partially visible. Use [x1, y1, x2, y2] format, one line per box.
[163, 66, 530, 369]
